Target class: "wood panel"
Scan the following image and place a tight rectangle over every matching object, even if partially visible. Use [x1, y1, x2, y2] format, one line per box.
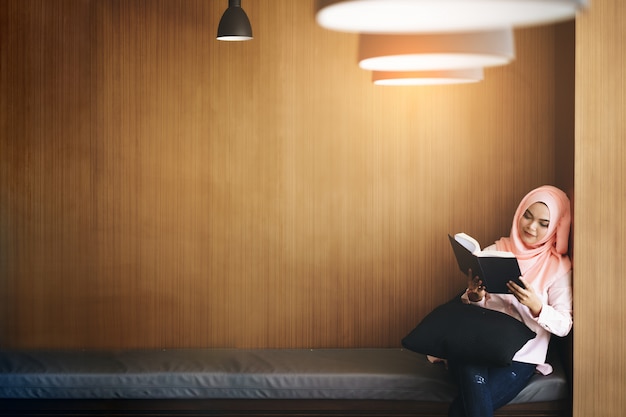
[574, 1, 626, 416]
[0, 0, 93, 347]
[1, 0, 563, 349]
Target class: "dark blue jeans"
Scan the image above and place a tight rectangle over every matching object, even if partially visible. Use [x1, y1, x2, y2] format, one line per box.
[447, 361, 537, 417]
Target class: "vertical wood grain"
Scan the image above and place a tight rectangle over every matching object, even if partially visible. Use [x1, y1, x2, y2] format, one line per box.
[1, 0, 564, 349]
[0, 0, 93, 346]
[574, 1, 626, 416]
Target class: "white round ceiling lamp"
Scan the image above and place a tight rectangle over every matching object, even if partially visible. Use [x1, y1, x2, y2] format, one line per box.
[372, 68, 484, 85]
[315, 0, 588, 33]
[358, 29, 514, 71]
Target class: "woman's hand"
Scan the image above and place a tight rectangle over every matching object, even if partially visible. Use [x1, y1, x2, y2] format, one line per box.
[467, 269, 486, 302]
[507, 277, 543, 317]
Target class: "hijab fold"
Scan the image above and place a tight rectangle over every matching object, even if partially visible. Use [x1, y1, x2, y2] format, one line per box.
[495, 185, 572, 292]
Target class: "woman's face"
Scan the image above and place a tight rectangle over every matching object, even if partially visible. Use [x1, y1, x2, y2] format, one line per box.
[518, 202, 550, 246]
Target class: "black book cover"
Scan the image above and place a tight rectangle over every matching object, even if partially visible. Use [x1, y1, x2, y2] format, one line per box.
[448, 234, 524, 294]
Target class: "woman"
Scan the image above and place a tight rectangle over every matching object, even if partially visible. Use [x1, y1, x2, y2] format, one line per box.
[448, 185, 573, 417]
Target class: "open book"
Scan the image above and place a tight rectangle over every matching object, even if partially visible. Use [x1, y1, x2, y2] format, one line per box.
[448, 233, 524, 294]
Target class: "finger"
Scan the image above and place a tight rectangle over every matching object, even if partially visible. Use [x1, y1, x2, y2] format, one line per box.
[508, 285, 524, 302]
[518, 276, 533, 292]
[507, 281, 524, 298]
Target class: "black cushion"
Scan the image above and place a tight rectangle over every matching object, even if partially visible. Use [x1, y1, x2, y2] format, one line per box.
[402, 298, 536, 366]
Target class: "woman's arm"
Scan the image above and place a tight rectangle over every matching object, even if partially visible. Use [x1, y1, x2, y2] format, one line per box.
[508, 270, 573, 336]
[536, 270, 573, 337]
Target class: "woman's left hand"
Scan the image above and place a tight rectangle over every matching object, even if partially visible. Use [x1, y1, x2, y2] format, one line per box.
[507, 277, 543, 317]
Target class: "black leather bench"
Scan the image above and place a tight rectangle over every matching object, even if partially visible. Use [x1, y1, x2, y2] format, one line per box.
[0, 347, 570, 416]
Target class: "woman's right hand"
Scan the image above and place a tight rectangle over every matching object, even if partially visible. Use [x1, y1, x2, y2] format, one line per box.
[467, 269, 486, 302]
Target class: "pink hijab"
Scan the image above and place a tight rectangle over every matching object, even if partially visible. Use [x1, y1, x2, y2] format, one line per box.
[495, 185, 572, 291]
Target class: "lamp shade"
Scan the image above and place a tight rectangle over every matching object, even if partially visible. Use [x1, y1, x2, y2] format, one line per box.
[358, 30, 514, 71]
[316, 0, 587, 33]
[217, 0, 253, 41]
[372, 68, 484, 85]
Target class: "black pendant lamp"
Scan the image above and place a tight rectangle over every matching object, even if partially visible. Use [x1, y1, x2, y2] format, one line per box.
[217, 0, 253, 41]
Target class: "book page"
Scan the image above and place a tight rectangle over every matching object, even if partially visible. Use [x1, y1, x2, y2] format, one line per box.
[455, 233, 515, 258]
[454, 233, 480, 254]
[478, 249, 516, 258]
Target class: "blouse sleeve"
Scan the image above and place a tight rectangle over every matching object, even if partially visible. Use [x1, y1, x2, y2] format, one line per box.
[535, 269, 573, 337]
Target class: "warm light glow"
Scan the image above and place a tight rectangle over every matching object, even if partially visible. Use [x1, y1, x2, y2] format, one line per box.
[372, 68, 484, 85]
[315, 0, 587, 33]
[217, 35, 253, 41]
[358, 30, 514, 71]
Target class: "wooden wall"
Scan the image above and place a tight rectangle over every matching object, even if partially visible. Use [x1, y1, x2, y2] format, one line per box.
[574, 1, 626, 416]
[0, 0, 567, 349]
